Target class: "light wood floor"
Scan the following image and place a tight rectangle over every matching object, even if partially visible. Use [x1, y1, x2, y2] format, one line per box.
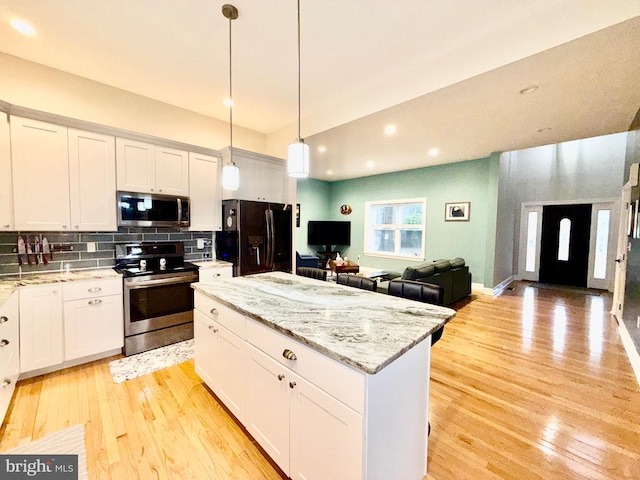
[1, 281, 639, 479]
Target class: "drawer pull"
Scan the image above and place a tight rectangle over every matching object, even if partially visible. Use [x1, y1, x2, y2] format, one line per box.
[214, 273, 221, 277]
[210, 308, 218, 317]
[2, 379, 10, 388]
[277, 374, 285, 381]
[0, 316, 7, 324]
[0, 339, 8, 347]
[289, 381, 296, 389]
[282, 349, 297, 361]
[88, 299, 103, 305]
[88, 287, 102, 293]
[208, 325, 219, 333]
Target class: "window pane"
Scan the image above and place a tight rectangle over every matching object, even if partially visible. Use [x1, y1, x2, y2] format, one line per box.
[525, 211, 538, 272]
[399, 230, 422, 256]
[373, 229, 395, 252]
[399, 204, 422, 225]
[593, 210, 610, 279]
[374, 206, 394, 225]
[558, 218, 571, 261]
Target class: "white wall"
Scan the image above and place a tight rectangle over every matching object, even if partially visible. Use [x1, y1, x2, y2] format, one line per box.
[0, 52, 267, 153]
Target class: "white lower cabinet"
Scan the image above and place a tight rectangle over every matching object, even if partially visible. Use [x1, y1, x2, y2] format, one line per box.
[195, 292, 365, 479]
[19, 285, 64, 372]
[197, 264, 233, 283]
[1, 292, 19, 425]
[63, 278, 123, 361]
[20, 278, 123, 375]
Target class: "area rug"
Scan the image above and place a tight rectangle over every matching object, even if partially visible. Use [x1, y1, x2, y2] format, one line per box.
[3, 424, 88, 480]
[108, 339, 194, 384]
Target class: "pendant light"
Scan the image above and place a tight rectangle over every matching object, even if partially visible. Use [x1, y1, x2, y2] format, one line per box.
[287, 0, 310, 178]
[221, 4, 240, 190]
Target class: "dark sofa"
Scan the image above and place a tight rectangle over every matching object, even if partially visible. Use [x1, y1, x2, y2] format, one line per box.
[396, 257, 471, 306]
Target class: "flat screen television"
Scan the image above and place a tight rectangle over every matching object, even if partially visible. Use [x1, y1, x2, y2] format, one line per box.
[307, 220, 351, 253]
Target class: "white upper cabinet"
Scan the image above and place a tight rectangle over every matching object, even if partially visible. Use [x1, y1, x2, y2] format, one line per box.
[221, 147, 286, 203]
[11, 116, 118, 232]
[11, 117, 71, 231]
[68, 129, 117, 231]
[116, 138, 188, 196]
[0, 113, 13, 230]
[188, 152, 222, 231]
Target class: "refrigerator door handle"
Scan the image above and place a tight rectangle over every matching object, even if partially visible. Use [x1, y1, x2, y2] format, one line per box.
[265, 210, 273, 268]
[269, 210, 276, 267]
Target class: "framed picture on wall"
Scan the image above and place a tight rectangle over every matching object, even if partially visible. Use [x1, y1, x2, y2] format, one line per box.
[445, 202, 470, 221]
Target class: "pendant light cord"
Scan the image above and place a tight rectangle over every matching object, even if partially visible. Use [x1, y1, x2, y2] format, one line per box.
[296, 0, 301, 141]
[228, 13, 234, 163]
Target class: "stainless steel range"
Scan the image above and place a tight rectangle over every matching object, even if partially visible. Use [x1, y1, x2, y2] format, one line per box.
[114, 241, 198, 356]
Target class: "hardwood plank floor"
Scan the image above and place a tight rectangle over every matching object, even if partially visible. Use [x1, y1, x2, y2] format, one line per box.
[1, 281, 638, 479]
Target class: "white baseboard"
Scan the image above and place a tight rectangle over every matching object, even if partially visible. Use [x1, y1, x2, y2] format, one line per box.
[491, 276, 514, 297]
[19, 348, 122, 380]
[616, 317, 640, 387]
[471, 282, 493, 296]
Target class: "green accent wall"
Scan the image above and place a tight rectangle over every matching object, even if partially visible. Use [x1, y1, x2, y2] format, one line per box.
[297, 157, 494, 285]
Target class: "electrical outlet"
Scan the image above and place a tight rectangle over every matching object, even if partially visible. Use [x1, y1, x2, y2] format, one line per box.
[204, 252, 211, 259]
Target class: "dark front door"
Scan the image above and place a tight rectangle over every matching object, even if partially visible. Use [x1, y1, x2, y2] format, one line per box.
[539, 204, 592, 287]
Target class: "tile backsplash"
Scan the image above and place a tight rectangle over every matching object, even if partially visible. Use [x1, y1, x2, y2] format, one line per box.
[0, 227, 214, 277]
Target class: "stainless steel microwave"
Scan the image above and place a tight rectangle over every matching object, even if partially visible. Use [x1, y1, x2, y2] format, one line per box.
[117, 191, 190, 227]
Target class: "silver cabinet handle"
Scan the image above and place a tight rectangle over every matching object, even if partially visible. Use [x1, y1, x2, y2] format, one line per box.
[0, 316, 7, 324]
[88, 287, 102, 292]
[2, 224, 9, 228]
[278, 374, 285, 381]
[210, 308, 218, 317]
[88, 299, 102, 305]
[289, 381, 296, 389]
[282, 349, 297, 361]
[2, 379, 10, 388]
[208, 325, 219, 333]
[0, 339, 8, 347]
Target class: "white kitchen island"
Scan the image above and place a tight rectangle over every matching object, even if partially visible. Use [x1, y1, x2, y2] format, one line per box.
[192, 272, 455, 480]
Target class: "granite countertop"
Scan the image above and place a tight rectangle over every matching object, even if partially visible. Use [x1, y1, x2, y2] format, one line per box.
[191, 259, 232, 269]
[192, 272, 456, 375]
[0, 268, 121, 307]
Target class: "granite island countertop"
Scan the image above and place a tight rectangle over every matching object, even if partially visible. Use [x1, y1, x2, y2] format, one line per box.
[192, 272, 456, 375]
[0, 268, 121, 307]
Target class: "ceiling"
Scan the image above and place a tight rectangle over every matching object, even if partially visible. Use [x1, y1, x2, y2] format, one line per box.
[0, 0, 639, 181]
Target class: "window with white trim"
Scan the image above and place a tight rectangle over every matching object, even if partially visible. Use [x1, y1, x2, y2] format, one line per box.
[364, 198, 426, 259]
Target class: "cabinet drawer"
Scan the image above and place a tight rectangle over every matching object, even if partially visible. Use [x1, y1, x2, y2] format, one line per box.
[246, 319, 364, 413]
[63, 277, 122, 301]
[198, 266, 233, 283]
[195, 293, 245, 338]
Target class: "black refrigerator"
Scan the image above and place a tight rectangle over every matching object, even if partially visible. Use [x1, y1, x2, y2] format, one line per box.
[216, 200, 292, 276]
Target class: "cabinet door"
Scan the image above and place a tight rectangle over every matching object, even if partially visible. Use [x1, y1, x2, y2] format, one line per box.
[63, 294, 123, 360]
[0, 113, 13, 231]
[259, 161, 286, 203]
[19, 286, 64, 372]
[0, 292, 19, 425]
[188, 152, 221, 231]
[216, 321, 246, 422]
[194, 309, 219, 390]
[11, 116, 71, 230]
[246, 344, 290, 474]
[289, 373, 363, 480]
[156, 146, 189, 196]
[68, 129, 117, 231]
[116, 138, 156, 193]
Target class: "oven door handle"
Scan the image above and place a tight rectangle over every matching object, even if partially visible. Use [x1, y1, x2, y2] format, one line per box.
[124, 274, 198, 289]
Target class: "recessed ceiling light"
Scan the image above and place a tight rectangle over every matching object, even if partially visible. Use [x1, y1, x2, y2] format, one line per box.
[223, 98, 234, 107]
[10, 19, 36, 36]
[317, 145, 326, 153]
[325, 169, 333, 175]
[519, 85, 538, 95]
[366, 161, 375, 168]
[384, 125, 396, 135]
[428, 148, 439, 157]
[537, 127, 552, 133]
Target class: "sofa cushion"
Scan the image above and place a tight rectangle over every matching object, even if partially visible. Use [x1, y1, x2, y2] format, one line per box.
[450, 257, 465, 268]
[433, 260, 451, 273]
[402, 263, 436, 280]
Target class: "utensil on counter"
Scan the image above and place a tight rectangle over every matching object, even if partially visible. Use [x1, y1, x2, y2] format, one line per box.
[17, 235, 25, 265]
[42, 237, 49, 265]
[26, 235, 33, 266]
